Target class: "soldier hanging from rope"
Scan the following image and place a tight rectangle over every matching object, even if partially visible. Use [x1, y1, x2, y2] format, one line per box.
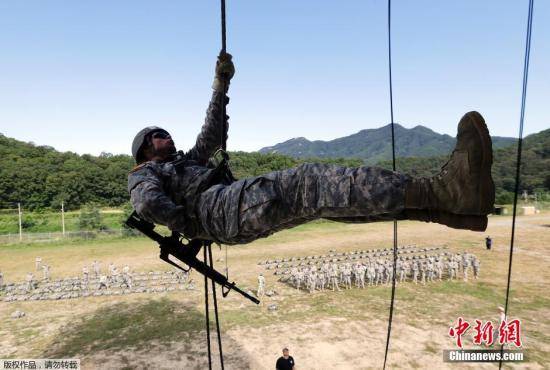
[128, 53, 495, 247]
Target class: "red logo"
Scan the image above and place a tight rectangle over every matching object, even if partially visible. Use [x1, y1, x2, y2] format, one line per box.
[473, 319, 494, 346]
[449, 318, 522, 348]
[499, 319, 522, 347]
[448, 317, 470, 348]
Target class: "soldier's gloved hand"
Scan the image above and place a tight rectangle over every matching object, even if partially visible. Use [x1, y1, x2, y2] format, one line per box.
[212, 52, 235, 92]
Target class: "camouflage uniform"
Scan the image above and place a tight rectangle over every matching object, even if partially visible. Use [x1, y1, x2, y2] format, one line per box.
[257, 274, 265, 297]
[92, 260, 100, 278]
[331, 264, 340, 291]
[412, 260, 419, 284]
[129, 91, 409, 245]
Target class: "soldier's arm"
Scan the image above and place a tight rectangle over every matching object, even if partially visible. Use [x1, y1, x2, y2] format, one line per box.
[185, 91, 229, 164]
[128, 166, 188, 232]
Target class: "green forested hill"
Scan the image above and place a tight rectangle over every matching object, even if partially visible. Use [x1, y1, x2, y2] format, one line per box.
[259, 123, 516, 164]
[492, 128, 550, 194]
[0, 135, 134, 210]
[0, 134, 362, 210]
[377, 128, 550, 202]
[0, 128, 547, 210]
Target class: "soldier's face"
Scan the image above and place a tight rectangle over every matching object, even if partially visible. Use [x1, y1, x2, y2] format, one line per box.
[148, 132, 176, 160]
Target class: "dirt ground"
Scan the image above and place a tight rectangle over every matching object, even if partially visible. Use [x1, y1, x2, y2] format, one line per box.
[1, 212, 549, 369]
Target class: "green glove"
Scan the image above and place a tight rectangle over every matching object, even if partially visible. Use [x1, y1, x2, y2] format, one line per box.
[212, 52, 235, 92]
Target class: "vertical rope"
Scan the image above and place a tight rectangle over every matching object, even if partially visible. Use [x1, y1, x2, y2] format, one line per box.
[208, 244, 225, 370]
[221, 0, 226, 53]
[219, 0, 229, 276]
[204, 246, 212, 370]
[383, 0, 398, 368]
[220, 0, 229, 279]
[219, 0, 228, 148]
[499, 0, 534, 368]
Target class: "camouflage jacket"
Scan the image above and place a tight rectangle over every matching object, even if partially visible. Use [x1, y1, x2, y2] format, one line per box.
[127, 91, 235, 236]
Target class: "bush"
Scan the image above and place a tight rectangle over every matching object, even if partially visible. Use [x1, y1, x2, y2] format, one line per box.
[495, 190, 515, 205]
[21, 217, 36, 230]
[78, 203, 106, 231]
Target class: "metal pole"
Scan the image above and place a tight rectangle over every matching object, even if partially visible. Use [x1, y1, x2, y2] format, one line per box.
[18, 203, 22, 241]
[61, 202, 66, 236]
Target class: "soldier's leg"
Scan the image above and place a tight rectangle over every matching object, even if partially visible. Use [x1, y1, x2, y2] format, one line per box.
[196, 164, 407, 244]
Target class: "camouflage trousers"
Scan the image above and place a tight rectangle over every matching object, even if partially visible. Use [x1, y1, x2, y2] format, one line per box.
[195, 163, 410, 245]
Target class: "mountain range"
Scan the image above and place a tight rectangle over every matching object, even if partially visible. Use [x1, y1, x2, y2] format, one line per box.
[259, 123, 516, 164]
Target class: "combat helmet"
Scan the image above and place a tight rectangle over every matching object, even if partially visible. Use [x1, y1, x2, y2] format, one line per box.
[131, 126, 171, 164]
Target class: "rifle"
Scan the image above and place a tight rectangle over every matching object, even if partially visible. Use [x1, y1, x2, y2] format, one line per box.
[126, 211, 259, 304]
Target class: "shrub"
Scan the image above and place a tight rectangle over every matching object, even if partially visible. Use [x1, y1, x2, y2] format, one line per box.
[78, 203, 105, 231]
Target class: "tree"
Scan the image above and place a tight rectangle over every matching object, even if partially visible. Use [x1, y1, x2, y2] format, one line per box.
[78, 203, 105, 231]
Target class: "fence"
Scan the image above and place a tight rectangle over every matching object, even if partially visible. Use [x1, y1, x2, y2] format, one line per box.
[0, 229, 141, 244]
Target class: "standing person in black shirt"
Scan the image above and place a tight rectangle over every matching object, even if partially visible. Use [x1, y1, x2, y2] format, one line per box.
[276, 347, 295, 370]
[486, 236, 492, 250]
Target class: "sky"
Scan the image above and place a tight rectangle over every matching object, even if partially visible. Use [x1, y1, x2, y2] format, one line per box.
[0, 0, 548, 156]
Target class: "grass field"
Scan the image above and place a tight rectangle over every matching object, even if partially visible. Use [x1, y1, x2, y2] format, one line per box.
[0, 208, 126, 234]
[1, 213, 549, 369]
[3, 202, 547, 235]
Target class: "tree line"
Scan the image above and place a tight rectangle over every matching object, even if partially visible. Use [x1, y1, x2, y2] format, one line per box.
[0, 128, 548, 211]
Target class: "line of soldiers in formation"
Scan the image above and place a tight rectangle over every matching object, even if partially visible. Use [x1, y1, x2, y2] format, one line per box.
[258, 244, 428, 265]
[260, 245, 446, 271]
[280, 252, 480, 293]
[2, 259, 140, 292]
[1, 257, 192, 302]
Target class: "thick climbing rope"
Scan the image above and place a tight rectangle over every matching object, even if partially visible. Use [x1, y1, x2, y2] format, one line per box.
[219, 0, 228, 150]
[203, 241, 226, 369]
[383, 0, 398, 368]
[208, 243, 225, 369]
[200, 1, 229, 369]
[499, 0, 534, 368]
[203, 246, 213, 369]
[219, 0, 230, 281]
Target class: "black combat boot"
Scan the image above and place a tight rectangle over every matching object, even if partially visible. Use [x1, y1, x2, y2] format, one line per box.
[405, 111, 495, 231]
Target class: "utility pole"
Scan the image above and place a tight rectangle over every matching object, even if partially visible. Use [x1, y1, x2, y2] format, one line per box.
[61, 201, 66, 236]
[18, 203, 22, 241]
